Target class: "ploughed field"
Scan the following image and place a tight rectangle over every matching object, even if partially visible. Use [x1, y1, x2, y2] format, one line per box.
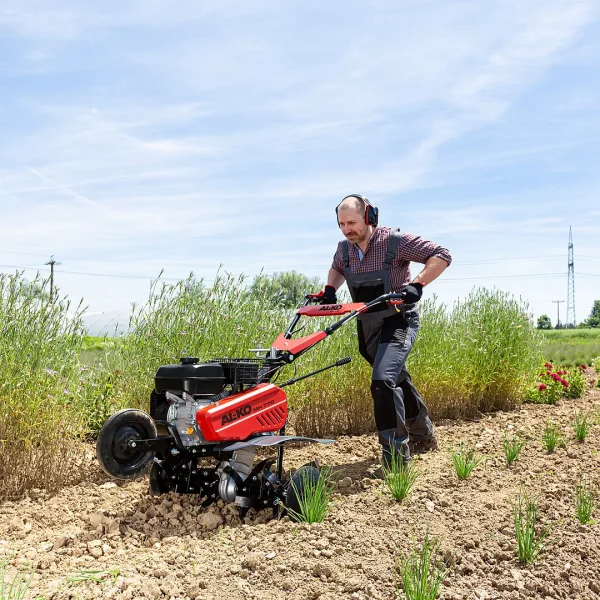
[2, 374, 600, 600]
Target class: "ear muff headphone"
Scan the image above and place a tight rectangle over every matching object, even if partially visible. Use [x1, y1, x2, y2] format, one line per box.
[335, 194, 379, 227]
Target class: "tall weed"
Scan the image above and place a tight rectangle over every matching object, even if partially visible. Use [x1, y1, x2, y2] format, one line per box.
[0, 273, 89, 499]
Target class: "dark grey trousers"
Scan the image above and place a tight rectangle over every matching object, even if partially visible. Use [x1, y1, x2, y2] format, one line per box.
[357, 308, 434, 458]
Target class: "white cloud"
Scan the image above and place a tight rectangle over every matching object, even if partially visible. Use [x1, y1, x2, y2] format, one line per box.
[0, 0, 598, 319]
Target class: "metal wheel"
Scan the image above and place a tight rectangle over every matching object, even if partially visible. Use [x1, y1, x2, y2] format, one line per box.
[96, 409, 157, 479]
[149, 460, 171, 496]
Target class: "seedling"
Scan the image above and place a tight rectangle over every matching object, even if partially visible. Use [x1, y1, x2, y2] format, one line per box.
[513, 491, 552, 564]
[382, 448, 419, 501]
[396, 530, 449, 600]
[575, 477, 596, 525]
[0, 557, 32, 600]
[451, 443, 484, 479]
[66, 568, 120, 584]
[503, 433, 526, 465]
[573, 411, 590, 442]
[287, 466, 336, 523]
[542, 420, 563, 453]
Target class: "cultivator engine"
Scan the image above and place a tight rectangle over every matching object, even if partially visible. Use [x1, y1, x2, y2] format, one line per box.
[96, 291, 407, 518]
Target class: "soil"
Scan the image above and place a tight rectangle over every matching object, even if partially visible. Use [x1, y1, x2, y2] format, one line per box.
[2, 371, 600, 600]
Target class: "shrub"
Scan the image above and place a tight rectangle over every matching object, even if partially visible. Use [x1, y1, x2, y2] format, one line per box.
[564, 368, 586, 399]
[526, 363, 570, 404]
[410, 288, 543, 418]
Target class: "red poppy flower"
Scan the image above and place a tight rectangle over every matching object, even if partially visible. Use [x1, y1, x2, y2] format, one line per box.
[538, 384, 547, 391]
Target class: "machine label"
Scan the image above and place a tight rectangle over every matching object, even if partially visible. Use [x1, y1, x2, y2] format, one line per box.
[221, 403, 252, 425]
[253, 398, 275, 412]
[319, 304, 342, 311]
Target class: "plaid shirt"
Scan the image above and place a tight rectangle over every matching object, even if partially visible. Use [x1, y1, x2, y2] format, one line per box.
[331, 226, 452, 291]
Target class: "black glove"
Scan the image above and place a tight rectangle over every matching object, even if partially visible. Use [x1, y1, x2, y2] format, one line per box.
[320, 285, 337, 305]
[400, 282, 423, 304]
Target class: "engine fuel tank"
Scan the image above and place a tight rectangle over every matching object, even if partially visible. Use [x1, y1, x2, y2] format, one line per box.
[196, 383, 288, 442]
[154, 360, 225, 395]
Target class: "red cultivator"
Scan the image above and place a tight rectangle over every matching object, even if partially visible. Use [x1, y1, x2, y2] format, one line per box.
[96, 291, 405, 519]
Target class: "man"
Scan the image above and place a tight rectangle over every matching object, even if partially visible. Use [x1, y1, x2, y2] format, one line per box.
[321, 194, 452, 467]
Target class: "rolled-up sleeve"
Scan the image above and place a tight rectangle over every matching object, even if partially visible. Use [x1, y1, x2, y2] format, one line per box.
[331, 242, 345, 274]
[396, 233, 452, 266]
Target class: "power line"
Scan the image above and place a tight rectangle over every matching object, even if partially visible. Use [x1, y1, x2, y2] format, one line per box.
[0, 263, 185, 282]
[1, 262, 588, 283]
[438, 272, 566, 281]
[0, 249, 577, 268]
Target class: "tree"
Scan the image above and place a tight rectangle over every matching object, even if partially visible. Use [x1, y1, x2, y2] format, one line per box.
[250, 271, 323, 309]
[537, 314, 552, 330]
[582, 300, 600, 328]
[21, 278, 52, 301]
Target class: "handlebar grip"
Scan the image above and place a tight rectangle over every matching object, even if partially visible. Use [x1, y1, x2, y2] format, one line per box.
[306, 291, 324, 299]
[336, 356, 352, 366]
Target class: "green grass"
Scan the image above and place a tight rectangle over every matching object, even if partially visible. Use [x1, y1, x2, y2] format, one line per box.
[541, 420, 563, 453]
[396, 531, 449, 600]
[81, 335, 111, 352]
[573, 411, 591, 442]
[451, 443, 484, 479]
[66, 568, 120, 584]
[0, 557, 31, 600]
[575, 477, 596, 525]
[541, 328, 600, 367]
[503, 433, 526, 466]
[513, 491, 552, 564]
[382, 449, 419, 501]
[287, 466, 336, 523]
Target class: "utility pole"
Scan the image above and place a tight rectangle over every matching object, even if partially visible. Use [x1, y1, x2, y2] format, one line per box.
[566, 226, 576, 328]
[45, 255, 61, 300]
[552, 300, 564, 329]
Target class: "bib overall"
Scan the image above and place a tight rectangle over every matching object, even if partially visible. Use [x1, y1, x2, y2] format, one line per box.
[342, 230, 434, 462]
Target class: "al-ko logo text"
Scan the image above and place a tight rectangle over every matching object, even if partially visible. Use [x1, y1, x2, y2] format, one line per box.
[319, 304, 342, 311]
[221, 404, 252, 425]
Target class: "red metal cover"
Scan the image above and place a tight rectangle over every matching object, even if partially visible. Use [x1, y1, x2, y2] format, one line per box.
[196, 383, 288, 442]
[270, 331, 327, 355]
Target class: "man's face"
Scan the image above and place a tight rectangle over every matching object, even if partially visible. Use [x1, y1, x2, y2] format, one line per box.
[337, 208, 369, 244]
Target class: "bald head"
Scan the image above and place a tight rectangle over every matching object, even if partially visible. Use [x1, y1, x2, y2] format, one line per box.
[336, 195, 366, 219]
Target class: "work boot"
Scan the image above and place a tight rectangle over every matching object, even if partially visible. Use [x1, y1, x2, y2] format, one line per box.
[371, 441, 410, 479]
[408, 435, 438, 455]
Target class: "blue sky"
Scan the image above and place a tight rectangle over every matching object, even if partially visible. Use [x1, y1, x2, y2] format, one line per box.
[1, 1, 599, 327]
